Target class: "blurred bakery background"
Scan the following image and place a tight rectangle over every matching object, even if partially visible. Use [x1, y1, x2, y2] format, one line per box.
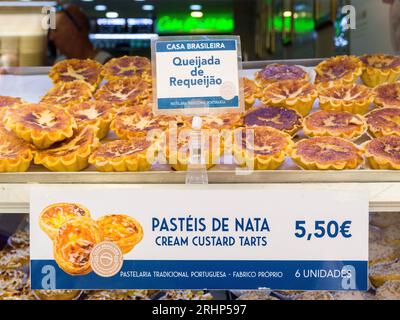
[0, 0, 398, 67]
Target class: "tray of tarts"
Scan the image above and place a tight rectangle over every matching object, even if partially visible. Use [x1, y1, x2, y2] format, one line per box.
[0, 55, 400, 184]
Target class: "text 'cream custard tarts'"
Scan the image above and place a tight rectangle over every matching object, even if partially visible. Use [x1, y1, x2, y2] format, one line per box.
[53, 217, 102, 275]
[291, 136, 363, 170]
[3, 103, 76, 149]
[94, 77, 151, 108]
[102, 55, 151, 82]
[244, 105, 302, 136]
[0, 126, 34, 172]
[315, 55, 363, 86]
[360, 54, 400, 87]
[260, 80, 317, 116]
[39, 202, 91, 240]
[255, 64, 309, 86]
[363, 135, 400, 170]
[40, 80, 93, 107]
[0, 96, 24, 109]
[318, 83, 375, 115]
[111, 107, 183, 141]
[374, 82, 400, 108]
[242, 77, 260, 109]
[89, 138, 156, 172]
[365, 107, 400, 138]
[160, 127, 223, 171]
[34, 126, 99, 172]
[68, 100, 115, 139]
[97, 214, 144, 254]
[49, 59, 103, 90]
[233, 126, 293, 170]
[303, 110, 367, 140]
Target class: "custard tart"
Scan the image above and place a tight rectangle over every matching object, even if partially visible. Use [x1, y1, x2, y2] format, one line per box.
[0, 126, 34, 172]
[369, 242, 400, 266]
[39, 202, 91, 240]
[34, 126, 99, 172]
[376, 281, 400, 300]
[97, 214, 144, 254]
[53, 217, 102, 275]
[366, 108, 400, 138]
[369, 260, 400, 288]
[242, 77, 260, 109]
[233, 126, 293, 170]
[111, 107, 182, 140]
[0, 269, 27, 291]
[363, 135, 400, 170]
[89, 138, 156, 172]
[315, 55, 363, 86]
[360, 54, 400, 87]
[201, 112, 243, 130]
[102, 55, 151, 83]
[0, 96, 24, 109]
[49, 59, 103, 90]
[0, 248, 29, 269]
[318, 83, 375, 115]
[244, 106, 302, 136]
[94, 77, 151, 108]
[68, 100, 114, 139]
[260, 80, 317, 116]
[160, 127, 223, 171]
[40, 80, 93, 107]
[255, 64, 309, 86]
[291, 136, 363, 170]
[3, 103, 76, 149]
[33, 290, 82, 301]
[374, 82, 400, 108]
[303, 110, 367, 140]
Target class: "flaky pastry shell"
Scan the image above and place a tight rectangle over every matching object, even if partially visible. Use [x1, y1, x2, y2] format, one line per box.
[365, 107, 400, 138]
[41, 80, 93, 107]
[363, 135, 400, 170]
[360, 54, 400, 87]
[102, 55, 152, 83]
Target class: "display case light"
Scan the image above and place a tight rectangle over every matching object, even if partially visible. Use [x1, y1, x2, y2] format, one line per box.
[142, 4, 154, 11]
[95, 5, 107, 11]
[106, 12, 119, 18]
[191, 11, 203, 18]
[190, 4, 202, 11]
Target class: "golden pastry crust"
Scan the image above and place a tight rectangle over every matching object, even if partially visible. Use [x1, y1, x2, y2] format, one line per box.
[369, 242, 400, 266]
[233, 126, 293, 170]
[3, 103, 76, 149]
[242, 77, 260, 109]
[40, 80, 93, 107]
[34, 127, 99, 172]
[201, 112, 243, 130]
[102, 55, 151, 82]
[33, 290, 82, 301]
[255, 64, 309, 86]
[39, 202, 91, 240]
[68, 100, 115, 139]
[97, 214, 144, 254]
[369, 261, 400, 287]
[49, 59, 103, 90]
[94, 77, 151, 108]
[83, 290, 133, 300]
[318, 83, 375, 115]
[374, 82, 400, 108]
[360, 54, 400, 87]
[111, 107, 181, 140]
[161, 127, 223, 171]
[315, 55, 363, 86]
[294, 291, 334, 300]
[366, 108, 400, 138]
[303, 110, 367, 140]
[363, 135, 400, 170]
[291, 136, 363, 170]
[53, 217, 102, 275]
[0, 248, 29, 269]
[0, 96, 24, 109]
[244, 106, 302, 136]
[375, 280, 400, 300]
[260, 80, 317, 116]
[89, 138, 156, 172]
[0, 126, 34, 172]
[0, 269, 27, 291]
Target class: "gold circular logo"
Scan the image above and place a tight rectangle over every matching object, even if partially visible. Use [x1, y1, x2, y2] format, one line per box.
[90, 242, 123, 277]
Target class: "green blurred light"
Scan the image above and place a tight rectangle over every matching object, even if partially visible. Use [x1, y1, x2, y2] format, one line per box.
[273, 14, 315, 33]
[156, 13, 234, 34]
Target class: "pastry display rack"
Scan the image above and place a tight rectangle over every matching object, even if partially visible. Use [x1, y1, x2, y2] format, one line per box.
[0, 59, 400, 213]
